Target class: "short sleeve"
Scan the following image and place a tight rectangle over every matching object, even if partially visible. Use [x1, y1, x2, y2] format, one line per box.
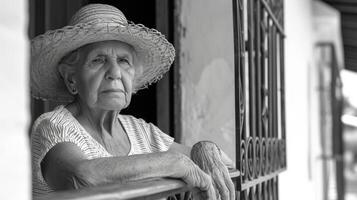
[145, 122, 174, 152]
[31, 106, 112, 196]
[31, 113, 89, 186]
[31, 118, 88, 164]
[133, 118, 174, 152]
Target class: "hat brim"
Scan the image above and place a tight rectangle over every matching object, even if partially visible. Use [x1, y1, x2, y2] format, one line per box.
[31, 21, 175, 102]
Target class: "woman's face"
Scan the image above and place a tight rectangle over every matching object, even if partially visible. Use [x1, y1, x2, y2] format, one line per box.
[73, 41, 137, 111]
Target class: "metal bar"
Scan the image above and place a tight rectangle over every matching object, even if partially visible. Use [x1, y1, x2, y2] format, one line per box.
[232, 0, 242, 189]
[271, 25, 277, 171]
[241, 0, 247, 186]
[271, 24, 275, 140]
[243, 0, 249, 141]
[241, 169, 285, 191]
[279, 34, 286, 170]
[272, 26, 278, 140]
[260, 0, 285, 37]
[248, 0, 257, 180]
[268, 17, 273, 139]
[248, 0, 256, 140]
[280, 33, 286, 153]
[256, 0, 262, 143]
[261, 10, 268, 139]
[255, 0, 263, 179]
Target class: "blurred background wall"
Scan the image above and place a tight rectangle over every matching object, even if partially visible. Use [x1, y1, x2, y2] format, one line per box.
[281, 0, 346, 200]
[0, 1, 30, 199]
[279, 0, 315, 199]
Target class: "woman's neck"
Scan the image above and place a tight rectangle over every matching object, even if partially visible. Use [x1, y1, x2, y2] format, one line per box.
[69, 100, 120, 136]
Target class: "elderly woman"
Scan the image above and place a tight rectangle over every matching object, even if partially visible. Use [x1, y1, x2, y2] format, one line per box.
[31, 4, 235, 200]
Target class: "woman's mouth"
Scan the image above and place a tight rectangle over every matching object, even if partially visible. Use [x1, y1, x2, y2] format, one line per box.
[101, 89, 125, 94]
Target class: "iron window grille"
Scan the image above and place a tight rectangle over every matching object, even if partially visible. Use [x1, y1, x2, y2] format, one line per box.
[232, 0, 287, 199]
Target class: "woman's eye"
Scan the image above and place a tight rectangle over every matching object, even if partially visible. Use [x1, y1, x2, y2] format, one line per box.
[117, 58, 129, 64]
[92, 57, 105, 64]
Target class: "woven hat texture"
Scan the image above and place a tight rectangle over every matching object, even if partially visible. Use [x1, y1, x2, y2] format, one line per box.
[31, 4, 175, 102]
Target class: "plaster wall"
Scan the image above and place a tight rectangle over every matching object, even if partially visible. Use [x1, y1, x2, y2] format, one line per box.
[0, 1, 30, 199]
[177, 0, 236, 161]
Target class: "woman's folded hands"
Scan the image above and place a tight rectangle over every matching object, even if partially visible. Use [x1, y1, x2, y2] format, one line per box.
[190, 141, 236, 200]
[171, 141, 235, 200]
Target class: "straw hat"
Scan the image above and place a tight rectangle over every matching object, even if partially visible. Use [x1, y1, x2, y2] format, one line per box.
[31, 4, 175, 102]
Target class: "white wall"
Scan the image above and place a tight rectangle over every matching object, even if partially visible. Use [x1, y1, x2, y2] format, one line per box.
[280, 0, 316, 200]
[0, 1, 30, 199]
[281, 1, 344, 200]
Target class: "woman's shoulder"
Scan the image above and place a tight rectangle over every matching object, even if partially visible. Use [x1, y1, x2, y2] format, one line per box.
[118, 114, 154, 130]
[31, 105, 76, 134]
[119, 114, 146, 123]
[119, 114, 173, 153]
[118, 114, 165, 135]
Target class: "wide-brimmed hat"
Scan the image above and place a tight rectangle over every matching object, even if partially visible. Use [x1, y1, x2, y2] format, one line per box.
[31, 3, 175, 102]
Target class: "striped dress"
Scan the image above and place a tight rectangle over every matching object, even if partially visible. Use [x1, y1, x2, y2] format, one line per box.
[31, 105, 174, 197]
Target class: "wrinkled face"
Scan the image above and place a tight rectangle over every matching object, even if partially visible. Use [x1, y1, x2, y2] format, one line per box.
[72, 41, 138, 111]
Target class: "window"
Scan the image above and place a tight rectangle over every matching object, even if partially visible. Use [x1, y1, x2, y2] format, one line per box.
[232, 0, 286, 198]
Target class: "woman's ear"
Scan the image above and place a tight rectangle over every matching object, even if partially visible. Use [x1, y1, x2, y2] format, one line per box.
[58, 63, 77, 94]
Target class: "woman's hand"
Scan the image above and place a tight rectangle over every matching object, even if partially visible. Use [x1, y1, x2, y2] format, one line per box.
[173, 153, 216, 199]
[191, 141, 235, 200]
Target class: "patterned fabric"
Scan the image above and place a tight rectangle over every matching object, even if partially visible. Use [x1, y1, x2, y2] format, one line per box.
[31, 105, 174, 197]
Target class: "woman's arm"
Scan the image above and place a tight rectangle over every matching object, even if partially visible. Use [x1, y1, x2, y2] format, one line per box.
[41, 142, 215, 198]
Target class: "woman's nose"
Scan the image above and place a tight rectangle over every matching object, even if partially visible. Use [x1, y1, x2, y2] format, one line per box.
[105, 60, 122, 80]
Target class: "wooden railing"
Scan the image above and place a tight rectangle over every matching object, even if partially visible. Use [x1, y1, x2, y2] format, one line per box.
[37, 170, 240, 200]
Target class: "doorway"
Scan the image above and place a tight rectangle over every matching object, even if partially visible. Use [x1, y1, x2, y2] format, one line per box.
[29, 0, 177, 137]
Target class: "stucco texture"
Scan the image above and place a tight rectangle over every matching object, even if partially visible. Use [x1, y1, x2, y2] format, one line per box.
[178, 0, 236, 161]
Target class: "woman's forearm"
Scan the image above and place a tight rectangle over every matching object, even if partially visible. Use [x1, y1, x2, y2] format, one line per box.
[73, 151, 185, 187]
[43, 142, 215, 197]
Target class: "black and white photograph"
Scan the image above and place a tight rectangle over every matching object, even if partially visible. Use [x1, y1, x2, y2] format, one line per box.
[0, 0, 356, 200]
